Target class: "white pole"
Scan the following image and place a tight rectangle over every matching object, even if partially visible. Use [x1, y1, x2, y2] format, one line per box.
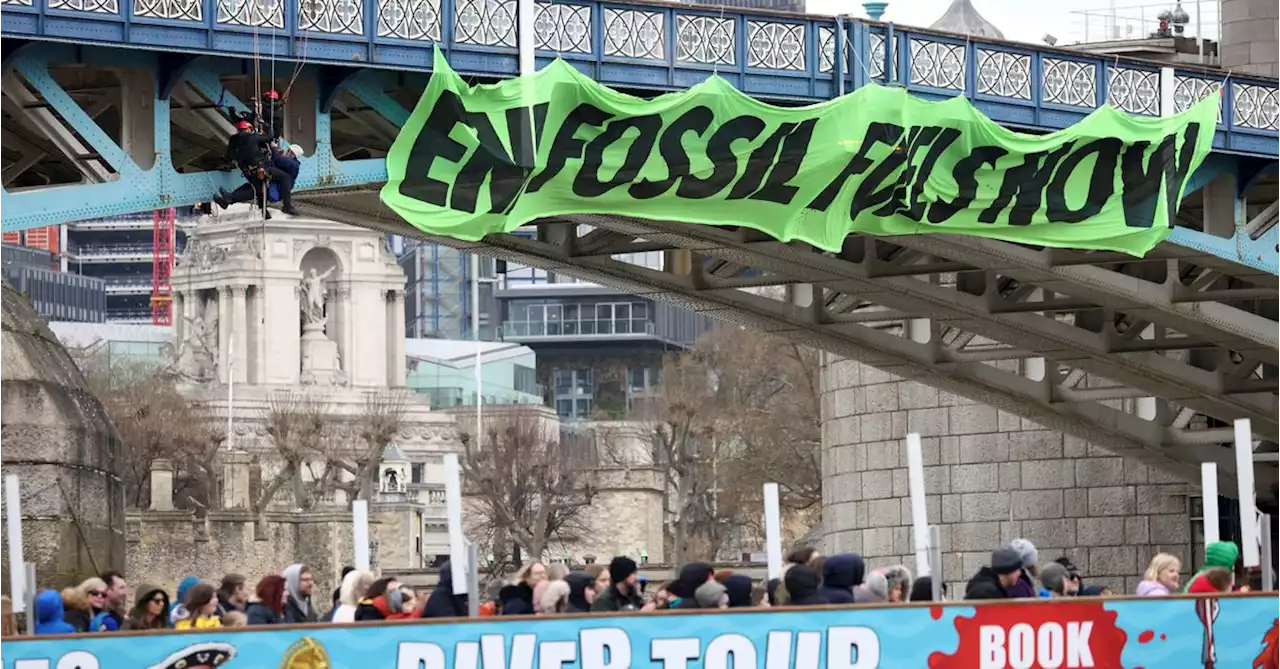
[226, 336, 234, 450]
[1201, 462, 1220, 545]
[5, 475, 27, 614]
[1235, 418, 1260, 568]
[352, 500, 370, 572]
[1261, 513, 1274, 591]
[906, 433, 931, 577]
[518, 0, 534, 78]
[467, 541, 480, 617]
[763, 483, 783, 580]
[471, 254, 482, 444]
[444, 453, 469, 595]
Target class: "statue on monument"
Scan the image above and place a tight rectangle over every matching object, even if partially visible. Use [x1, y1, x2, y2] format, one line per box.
[300, 265, 337, 327]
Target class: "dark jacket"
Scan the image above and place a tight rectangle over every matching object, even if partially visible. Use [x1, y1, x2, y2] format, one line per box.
[35, 590, 77, 635]
[1005, 569, 1038, 598]
[819, 554, 865, 604]
[784, 566, 829, 607]
[965, 568, 1011, 600]
[267, 149, 300, 201]
[64, 607, 91, 633]
[590, 583, 644, 612]
[124, 585, 170, 630]
[225, 130, 271, 169]
[498, 582, 535, 616]
[565, 572, 594, 613]
[422, 562, 469, 619]
[665, 562, 716, 610]
[722, 575, 754, 608]
[245, 601, 282, 625]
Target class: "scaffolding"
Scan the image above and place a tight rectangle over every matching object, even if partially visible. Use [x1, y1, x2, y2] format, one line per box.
[150, 208, 175, 326]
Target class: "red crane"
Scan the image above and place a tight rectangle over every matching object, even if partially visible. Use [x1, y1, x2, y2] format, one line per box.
[151, 208, 176, 325]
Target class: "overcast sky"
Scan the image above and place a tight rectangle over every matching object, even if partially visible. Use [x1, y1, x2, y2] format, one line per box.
[801, 0, 1220, 47]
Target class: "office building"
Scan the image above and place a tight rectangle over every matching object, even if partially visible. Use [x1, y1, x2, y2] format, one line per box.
[3, 245, 107, 323]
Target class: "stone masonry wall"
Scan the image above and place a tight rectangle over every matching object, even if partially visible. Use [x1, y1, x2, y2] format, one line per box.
[126, 510, 353, 605]
[821, 357, 1196, 595]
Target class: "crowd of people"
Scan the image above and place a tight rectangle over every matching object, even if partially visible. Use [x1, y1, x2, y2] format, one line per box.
[29, 538, 1249, 635]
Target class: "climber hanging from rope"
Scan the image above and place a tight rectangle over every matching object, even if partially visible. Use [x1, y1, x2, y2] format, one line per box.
[215, 119, 298, 217]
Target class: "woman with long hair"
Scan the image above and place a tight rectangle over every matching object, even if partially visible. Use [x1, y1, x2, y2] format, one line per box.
[124, 585, 170, 630]
[246, 575, 288, 625]
[174, 584, 222, 630]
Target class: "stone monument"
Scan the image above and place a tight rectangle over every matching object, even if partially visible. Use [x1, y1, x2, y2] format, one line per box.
[164, 205, 462, 573]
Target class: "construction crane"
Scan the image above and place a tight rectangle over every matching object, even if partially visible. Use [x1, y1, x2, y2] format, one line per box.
[150, 208, 175, 326]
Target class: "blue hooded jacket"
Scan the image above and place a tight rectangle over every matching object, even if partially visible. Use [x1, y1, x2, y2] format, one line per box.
[170, 576, 200, 626]
[819, 554, 866, 604]
[35, 590, 76, 635]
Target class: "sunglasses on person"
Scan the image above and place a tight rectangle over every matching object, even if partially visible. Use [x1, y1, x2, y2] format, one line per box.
[149, 596, 166, 605]
[89, 590, 106, 597]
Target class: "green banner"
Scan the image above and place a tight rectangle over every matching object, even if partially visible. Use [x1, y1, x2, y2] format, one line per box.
[382, 49, 1218, 256]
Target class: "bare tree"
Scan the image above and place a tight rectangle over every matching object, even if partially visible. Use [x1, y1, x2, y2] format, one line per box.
[637, 328, 822, 562]
[461, 408, 597, 562]
[259, 389, 334, 512]
[341, 390, 407, 500]
[69, 343, 221, 509]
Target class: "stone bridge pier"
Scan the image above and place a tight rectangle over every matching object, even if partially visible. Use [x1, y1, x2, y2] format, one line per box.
[820, 356, 1198, 594]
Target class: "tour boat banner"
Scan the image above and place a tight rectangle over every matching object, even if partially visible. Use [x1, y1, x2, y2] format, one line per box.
[381, 49, 1218, 257]
[6, 595, 1277, 669]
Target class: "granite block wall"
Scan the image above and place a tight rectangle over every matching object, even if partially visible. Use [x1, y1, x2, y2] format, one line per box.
[821, 357, 1197, 595]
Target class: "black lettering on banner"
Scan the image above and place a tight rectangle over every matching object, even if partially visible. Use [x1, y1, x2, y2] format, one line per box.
[727, 122, 798, 200]
[852, 126, 915, 217]
[450, 104, 549, 214]
[629, 106, 714, 200]
[873, 125, 944, 217]
[400, 89, 468, 207]
[901, 127, 961, 221]
[527, 103, 613, 194]
[806, 122, 904, 213]
[978, 142, 1076, 225]
[574, 114, 664, 198]
[1044, 137, 1122, 223]
[676, 115, 767, 199]
[751, 118, 818, 205]
[927, 146, 1007, 224]
[1119, 123, 1201, 229]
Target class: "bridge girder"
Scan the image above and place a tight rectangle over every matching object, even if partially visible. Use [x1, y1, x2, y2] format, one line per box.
[294, 189, 1279, 503]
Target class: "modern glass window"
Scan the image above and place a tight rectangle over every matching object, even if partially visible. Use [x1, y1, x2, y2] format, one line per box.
[504, 300, 652, 337]
[554, 368, 594, 419]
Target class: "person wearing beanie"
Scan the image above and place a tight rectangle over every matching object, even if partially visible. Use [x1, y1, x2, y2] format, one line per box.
[818, 554, 864, 604]
[721, 575, 754, 608]
[1184, 541, 1240, 593]
[694, 581, 729, 609]
[1005, 538, 1040, 598]
[965, 547, 1023, 600]
[1039, 563, 1070, 597]
[853, 571, 889, 603]
[783, 565, 829, 606]
[590, 557, 646, 612]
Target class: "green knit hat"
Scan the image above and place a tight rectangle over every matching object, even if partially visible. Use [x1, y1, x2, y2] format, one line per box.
[1183, 540, 1240, 592]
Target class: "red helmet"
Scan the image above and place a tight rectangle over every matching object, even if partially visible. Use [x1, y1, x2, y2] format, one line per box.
[236, 119, 253, 130]
[264, 89, 280, 100]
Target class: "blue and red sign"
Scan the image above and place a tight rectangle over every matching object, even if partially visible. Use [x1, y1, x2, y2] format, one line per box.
[3, 594, 1276, 669]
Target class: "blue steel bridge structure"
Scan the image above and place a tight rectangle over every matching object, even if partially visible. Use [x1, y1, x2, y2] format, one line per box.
[2, 0, 1278, 500]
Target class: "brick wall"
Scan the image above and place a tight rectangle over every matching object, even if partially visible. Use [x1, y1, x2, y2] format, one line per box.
[821, 356, 1197, 595]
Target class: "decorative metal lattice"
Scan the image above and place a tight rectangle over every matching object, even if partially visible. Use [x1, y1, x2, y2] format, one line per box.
[677, 15, 735, 66]
[300, 0, 363, 34]
[377, 0, 441, 41]
[976, 49, 1030, 100]
[1, 0, 34, 7]
[1174, 76, 1222, 122]
[216, 0, 283, 27]
[49, 0, 117, 13]
[868, 32, 887, 80]
[603, 9, 664, 60]
[1107, 67, 1159, 115]
[1232, 83, 1279, 131]
[747, 21, 804, 71]
[1042, 58, 1096, 107]
[534, 2, 591, 53]
[133, 0, 201, 21]
[454, 0, 516, 47]
[908, 39, 964, 90]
